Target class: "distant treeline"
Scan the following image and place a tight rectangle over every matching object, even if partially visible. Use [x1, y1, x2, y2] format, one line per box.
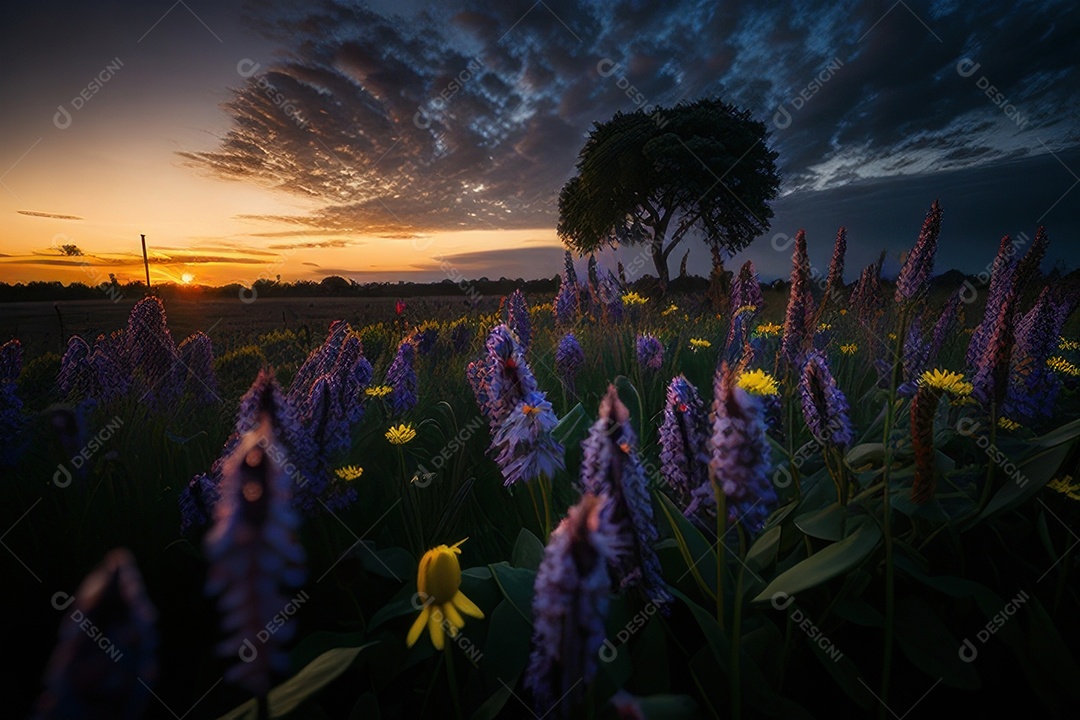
[0, 274, 715, 302]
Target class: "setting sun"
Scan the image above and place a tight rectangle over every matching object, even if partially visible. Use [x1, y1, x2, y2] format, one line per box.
[180, 273, 195, 285]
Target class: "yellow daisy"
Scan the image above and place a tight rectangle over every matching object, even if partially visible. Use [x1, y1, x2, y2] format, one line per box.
[661, 303, 679, 316]
[755, 322, 782, 338]
[335, 465, 364, 481]
[818, 323, 832, 332]
[1048, 356, 1080, 377]
[365, 385, 393, 398]
[386, 423, 417, 444]
[1059, 337, 1080, 352]
[621, 291, 648, 306]
[919, 369, 973, 397]
[737, 368, 779, 397]
[1047, 476, 1080, 502]
[840, 343, 858, 355]
[407, 539, 485, 650]
[997, 417, 1021, 431]
[689, 338, 712, 351]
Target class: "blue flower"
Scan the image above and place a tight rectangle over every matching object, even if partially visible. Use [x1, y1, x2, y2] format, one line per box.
[491, 391, 565, 486]
[507, 289, 532, 352]
[658, 375, 710, 510]
[635, 333, 664, 372]
[799, 351, 854, 449]
[386, 337, 418, 416]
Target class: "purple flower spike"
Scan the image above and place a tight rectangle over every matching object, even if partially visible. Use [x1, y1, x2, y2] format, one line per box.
[1006, 287, 1064, 420]
[507, 289, 532, 352]
[468, 324, 539, 429]
[450, 321, 473, 354]
[386, 337, 418, 416]
[636, 333, 664, 372]
[895, 200, 942, 303]
[177, 332, 219, 405]
[204, 413, 306, 697]
[554, 274, 579, 326]
[580, 386, 672, 607]
[525, 493, 618, 719]
[124, 296, 180, 405]
[800, 351, 855, 449]
[824, 226, 847, 303]
[658, 375, 711, 511]
[57, 336, 93, 401]
[556, 333, 585, 393]
[0, 338, 23, 383]
[35, 548, 158, 720]
[780, 230, 813, 368]
[701, 364, 777, 536]
[491, 390, 565, 486]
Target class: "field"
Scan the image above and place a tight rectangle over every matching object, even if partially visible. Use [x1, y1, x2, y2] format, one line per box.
[3, 227, 1080, 719]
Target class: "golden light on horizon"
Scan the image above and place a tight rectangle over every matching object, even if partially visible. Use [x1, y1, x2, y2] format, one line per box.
[181, 272, 195, 284]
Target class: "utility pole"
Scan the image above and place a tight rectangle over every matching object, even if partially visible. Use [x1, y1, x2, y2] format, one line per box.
[141, 234, 151, 291]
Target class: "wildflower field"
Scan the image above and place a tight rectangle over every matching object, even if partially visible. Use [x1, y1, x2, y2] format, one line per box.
[5, 204, 1080, 719]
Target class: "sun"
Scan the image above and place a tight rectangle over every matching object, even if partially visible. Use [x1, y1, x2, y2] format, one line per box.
[180, 273, 195, 284]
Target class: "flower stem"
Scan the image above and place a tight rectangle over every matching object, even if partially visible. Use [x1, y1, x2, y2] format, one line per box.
[445, 643, 463, 720]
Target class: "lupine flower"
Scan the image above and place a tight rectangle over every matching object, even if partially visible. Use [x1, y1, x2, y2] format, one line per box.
[553, 274, 579, 326]
[580, 386, 672, 606]
[556, 333, 585, 393]
[306, 375, 351, 458]
[386, 423, 417, 444]
[204, 414, 305, 697]
[635, 333, 664, 372]
[490, 390, 564, 486]
[177, 332, 219, 405]
[895, 200, 942, 303]
[971, 285, 1018, 410]
[966, 235, 1018, 369]
[0, 352, 23, 465]
[289, 321, 351, 402]
[525, 494, 618, 719]
[1006, 287, 1067, 420]
[386, 337, 418, 416]
[89, 331, 130, 403]
[179, 472, 221, 534]
[697, 364, 777, 536]
[0, 338, 23, 383]
[599, 272, 625, 323]
[1012, 226, 1049, 301]
[658, 376, 711, 509]
[850, 252, 886, 327]
[507, 289, 532, 352]
[35, 548, 158, 720]
[927, 290, 962, 364]
[406, 538, 484, 650]
[823, 226, 847, 305]
[413, 324, 439, 356]
[450, 321, 474, 354]
[125, 296, 180, 405]
[467, 325, 539, 429]
[732, 261, 764, 315]
[910, 369, 973, 504]
[901, 316, 930, 393]
[780, 230, 814, 368]
[564, 249, 579, 288]
[800, 351, 854, 449]
[57, 336, 93, 400]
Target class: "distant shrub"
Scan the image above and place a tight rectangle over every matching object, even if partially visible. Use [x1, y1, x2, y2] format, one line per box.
[214, 345, 266, 400]
[18, 351, 61, 411]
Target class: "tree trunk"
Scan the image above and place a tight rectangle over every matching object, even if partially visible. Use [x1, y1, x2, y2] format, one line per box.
[652, 241, 670, 290]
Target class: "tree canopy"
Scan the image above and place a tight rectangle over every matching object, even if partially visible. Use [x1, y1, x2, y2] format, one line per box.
[557, 97, 781, 285]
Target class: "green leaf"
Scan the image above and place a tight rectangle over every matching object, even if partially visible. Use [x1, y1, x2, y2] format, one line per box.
[636, 695, 699, 719]
[894, 596, 980, 689]
[511, 528, 546, 571]
[653, 489, 717, 600]
[480, 599, 533, 695]
[973, 443, 1072, 524]
[488, 561, 537, 623]
[217, 643, 376, 719]
[552, 402, 588, 446]
[808, 634, 875, 710]
[845, 442, 885, 469]
[360, 545, 415, 580]
[752, 521, 882, 603]
[367, 585, 422, 633]
[793, 502, 846, 541]
[745, 525, 782, 575]
[469, 682, 516, 720]
[1029, 417, 1080, 448]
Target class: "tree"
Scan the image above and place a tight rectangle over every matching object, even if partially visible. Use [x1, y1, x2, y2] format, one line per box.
[557, 97, 781, 287]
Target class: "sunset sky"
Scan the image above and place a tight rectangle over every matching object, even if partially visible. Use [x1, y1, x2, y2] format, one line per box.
[2, 0, 1078, 288]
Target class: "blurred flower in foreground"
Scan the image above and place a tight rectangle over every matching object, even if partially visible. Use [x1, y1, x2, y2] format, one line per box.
[204, 415, 305, 697]
[36, 548, 158, 720]
[525, 494, 618, 719]
[407, 539, 484, 650]
[386, 423, 417, 445]
[581, 386, 672, 606]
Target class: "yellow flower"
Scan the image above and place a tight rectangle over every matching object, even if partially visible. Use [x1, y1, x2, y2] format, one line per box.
[1059, 337, 1080, 352]
[335, 465, 364, 481]
[839, 308, 848, 316]
[997, 417, 1021, 431]
[918, 369, 973, 397]
[689, 338, 712, 351]
[1048, 356, 1080, 377]
[386, 423, 417, 444]
[818, 323, 832, 332]
[755, 322, 782, 338]
[737, 369, 779, 396]
[407, 539, 484, 650]
[887, 333, 898, 341]
[1047, 476, 1080, 502]
[840, 343, 858, 355]
[365, 385, 393, 398]
[661, 303, 679, 316]
[621, 291, 648, 306]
